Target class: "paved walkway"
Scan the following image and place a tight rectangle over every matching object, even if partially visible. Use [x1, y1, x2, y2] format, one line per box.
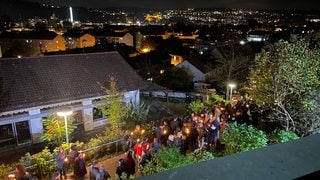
[65, 153, 143, 179]
[66, 153, 126, 179]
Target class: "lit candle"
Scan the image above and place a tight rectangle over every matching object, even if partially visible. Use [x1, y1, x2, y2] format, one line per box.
[8, 174, 15, 179]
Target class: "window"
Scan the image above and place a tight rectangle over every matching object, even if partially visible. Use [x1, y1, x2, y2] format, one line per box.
[0, 124, 14, 141]
[0, 124, 15, 150]
[73, 110, 83, 124]
[15, 121, 31, 145]
[93, 107, 104, 121]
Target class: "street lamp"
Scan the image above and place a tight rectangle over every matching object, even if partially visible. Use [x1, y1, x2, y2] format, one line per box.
[57, 107, 73, 144]
[228, 83, 236, 101]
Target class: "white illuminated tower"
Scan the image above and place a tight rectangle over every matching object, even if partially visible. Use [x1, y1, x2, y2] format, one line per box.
[69, 7, 74, 22]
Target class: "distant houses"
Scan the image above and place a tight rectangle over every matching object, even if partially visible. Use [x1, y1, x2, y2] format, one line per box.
[63, 31, 96, 49]
[105, 31, 134, 47]
[176, 58, 212, 82]
[0, 30, 66, 57]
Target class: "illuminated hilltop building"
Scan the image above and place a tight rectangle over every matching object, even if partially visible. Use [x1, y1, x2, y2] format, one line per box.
[145, 13, 162, 23]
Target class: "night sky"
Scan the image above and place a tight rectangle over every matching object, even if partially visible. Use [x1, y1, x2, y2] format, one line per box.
[24, 0, 320, 10]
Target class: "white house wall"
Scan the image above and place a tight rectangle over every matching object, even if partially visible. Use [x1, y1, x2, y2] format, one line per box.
[122, 33, 134, 47]
[0, 90, 140, 146]
[28, 109, 43, 143]
[177, 61, 205, 82]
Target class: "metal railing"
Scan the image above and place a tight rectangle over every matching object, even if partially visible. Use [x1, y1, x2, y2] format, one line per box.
[6, 139, 124, 179]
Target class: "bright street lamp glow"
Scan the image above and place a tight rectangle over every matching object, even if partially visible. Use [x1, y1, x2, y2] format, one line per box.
[239, 40, 246, 45]
[228, 83, 235, 89]
[57, 110, 73, 117]
[228, 83, 236, 101]
[57, 107, 73, 144]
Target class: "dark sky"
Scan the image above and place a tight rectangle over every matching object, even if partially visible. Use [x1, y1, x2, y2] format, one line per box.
[24, 0, 320, 10]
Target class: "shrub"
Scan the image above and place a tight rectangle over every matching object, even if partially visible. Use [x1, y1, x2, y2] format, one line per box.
[268, 129, 299, 144]
[0, 163, 13, 179]
[140, 147, 193, 176]
[83, 135, 107, 160]
[124, 101, 150, 129]
[221, 122, 268, 155]
[20, 147, 56, 179]
[187, 100, 205, 114]
[189, 148, 214, 162]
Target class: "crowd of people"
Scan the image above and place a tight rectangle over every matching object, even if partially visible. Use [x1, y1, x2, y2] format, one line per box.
[124, 103, 225, 158]
[114, 99, 261, 177]
[11, 98, 261, 180]
[53, 144, 89, 180]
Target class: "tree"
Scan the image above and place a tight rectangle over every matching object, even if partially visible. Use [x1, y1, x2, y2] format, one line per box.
[247, 37, 320, 136]
[42, 114, 76, 146]
[34, 22, 48, 31]
[98, 76, 128, 139]
[206, 44, 254, 96]
[0, 14, 12, 32]
[62, 20, 73, 29]
[155, 66, 193, 91]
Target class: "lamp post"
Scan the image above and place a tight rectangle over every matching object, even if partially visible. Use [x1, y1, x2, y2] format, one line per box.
[228, 83, 236, 101]
[57, 107, 73, 144]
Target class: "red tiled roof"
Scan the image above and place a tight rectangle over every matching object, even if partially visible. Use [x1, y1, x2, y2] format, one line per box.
[0, 52, 148, 112]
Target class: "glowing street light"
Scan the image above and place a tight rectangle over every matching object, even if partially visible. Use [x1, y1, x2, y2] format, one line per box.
[57, 107, 73, 144]
[228, 83, 236, 101]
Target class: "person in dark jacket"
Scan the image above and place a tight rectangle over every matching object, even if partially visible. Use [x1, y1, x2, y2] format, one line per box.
[116, 158, 127, 179]
[125, 151, 136, 177]
[139, 150, 151, 167]
[69, 144, 79, 175]
[74, 153, 87, 180]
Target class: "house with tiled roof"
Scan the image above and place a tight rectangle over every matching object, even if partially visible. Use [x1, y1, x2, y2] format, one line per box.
[104, 31, 134, 47]
[0, 30, 66, 57]
[176, 58, 212, 82]
[135, 26, 172, 51]
[0, 51, 149, 148]
[63, 31, 95, 49]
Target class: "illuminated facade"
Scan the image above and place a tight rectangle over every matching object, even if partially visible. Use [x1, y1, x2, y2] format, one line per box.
[64, 32, 96, 49]
[0, 31, 66, 57]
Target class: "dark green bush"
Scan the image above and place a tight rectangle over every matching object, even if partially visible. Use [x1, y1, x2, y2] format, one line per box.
[268, 129, 299, 144]
[189, 148, 214, 162]
[20, 147, 56, 179]
[187, 100, 205, 114]
[221, 122, 268, 155]
[141, 147, 193, 176]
